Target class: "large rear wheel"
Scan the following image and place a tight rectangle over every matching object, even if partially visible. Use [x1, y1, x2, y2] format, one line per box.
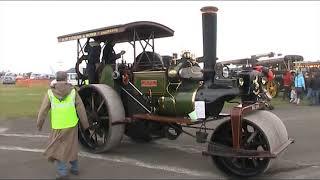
[78, 84, 125, 153]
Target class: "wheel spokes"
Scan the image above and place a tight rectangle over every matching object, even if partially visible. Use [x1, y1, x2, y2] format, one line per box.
[97, 100, 105, 112]
[78, 84, 125, 153]
[99, 116, 109, 120]
[251, 159, 259, 167]
[246, 130, 258, 144]
[80, 89, 109, 149]
[89, 129, 96, 139]
[211, 120, 271, 176]
[91, 93, 95, 111]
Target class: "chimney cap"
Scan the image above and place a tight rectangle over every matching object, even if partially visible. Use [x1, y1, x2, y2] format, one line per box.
[200, 6, 218, 13]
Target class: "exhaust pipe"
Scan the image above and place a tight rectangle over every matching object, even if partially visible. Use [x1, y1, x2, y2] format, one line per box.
[201, 6, 218, 85]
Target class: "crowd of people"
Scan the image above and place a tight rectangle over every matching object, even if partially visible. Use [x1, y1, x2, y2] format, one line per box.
[282, 70, 320, 105]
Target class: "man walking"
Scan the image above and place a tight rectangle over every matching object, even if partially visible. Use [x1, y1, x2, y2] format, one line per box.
[37, 71, 89, 179]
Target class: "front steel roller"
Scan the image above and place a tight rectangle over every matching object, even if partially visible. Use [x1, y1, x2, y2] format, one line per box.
[78, 84, 125, 153]
[209, 110, 289, 177]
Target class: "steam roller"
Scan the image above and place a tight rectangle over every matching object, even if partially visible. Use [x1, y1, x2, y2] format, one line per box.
[56, 4, 293, 177]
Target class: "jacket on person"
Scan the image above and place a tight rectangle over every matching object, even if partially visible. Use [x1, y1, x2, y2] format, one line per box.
[102, 44, 121, 64]
[254, 66, 274, 81]
[283, 71, 293, 87]
[37, 81, 89, 162]
[305, 74, 312, 89]
[85, 42, 101, 64]
[311, 73, 320, 91]
[294, 73, 305, 89]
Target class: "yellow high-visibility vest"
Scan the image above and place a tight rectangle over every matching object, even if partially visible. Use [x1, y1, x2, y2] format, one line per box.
[47, 89, 79, 129]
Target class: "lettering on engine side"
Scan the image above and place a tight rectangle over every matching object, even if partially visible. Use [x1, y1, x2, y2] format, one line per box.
[141, 80, 157, 87]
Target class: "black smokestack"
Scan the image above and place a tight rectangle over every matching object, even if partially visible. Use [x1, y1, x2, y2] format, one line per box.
[201, 6, 218, 84]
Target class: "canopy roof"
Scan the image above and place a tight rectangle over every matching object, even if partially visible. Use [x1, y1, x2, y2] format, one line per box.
[217, 58, 253, 65]
[57, 21, 174, 43]
[218, 55, 304, 66]
[293, 61, 320, 64]
[257, 55, 304, 66]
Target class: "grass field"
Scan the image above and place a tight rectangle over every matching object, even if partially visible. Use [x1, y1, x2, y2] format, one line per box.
[0, 84, 310, 119]
[0, 84, 47, 119]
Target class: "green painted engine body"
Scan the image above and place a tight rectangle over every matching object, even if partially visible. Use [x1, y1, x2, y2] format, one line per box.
[133, 71, 200, 117]
[157, 83, 199, 116]
[99, 65, 114, 88]
[133, 71, 167, 95]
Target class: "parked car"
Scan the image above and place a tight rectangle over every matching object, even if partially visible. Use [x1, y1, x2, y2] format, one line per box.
[30, 73, 41, 79]
[2, 76, 16, 84]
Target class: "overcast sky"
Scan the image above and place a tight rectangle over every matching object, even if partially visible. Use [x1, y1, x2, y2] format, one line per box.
[0, 1, 319, 74]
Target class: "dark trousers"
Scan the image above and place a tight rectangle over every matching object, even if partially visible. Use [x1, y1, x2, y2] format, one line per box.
[306, 88, 313, 99]
[296, 87, 304, 99]
[283, 85, 290, 100]
[87, 64, 96, 84]
[311, 90, 320, 105]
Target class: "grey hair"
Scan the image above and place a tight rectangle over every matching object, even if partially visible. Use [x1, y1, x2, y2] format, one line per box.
[56, 71, 68, 81]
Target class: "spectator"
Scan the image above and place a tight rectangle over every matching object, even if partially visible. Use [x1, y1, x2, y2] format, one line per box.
[254, 65, 274, 82]
[289, 86, 298, 103]
[282, 70, 292, 101]
[294, 70, 305, 105]
[308, 72, 315, 105]
[310, 72, 320, 105]
[304, 72, 312, 100]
